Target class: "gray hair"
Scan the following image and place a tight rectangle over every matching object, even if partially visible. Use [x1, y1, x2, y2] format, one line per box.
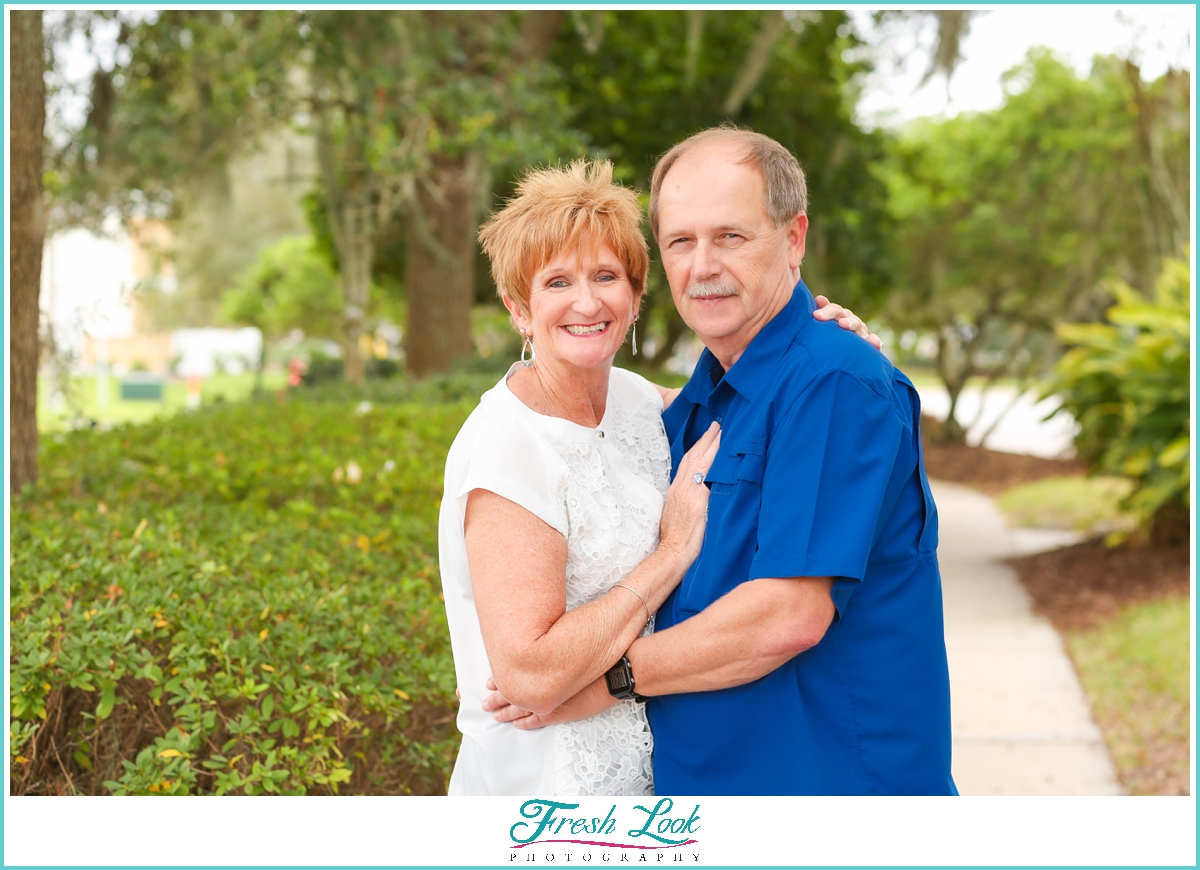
[648, 125, 808, 239]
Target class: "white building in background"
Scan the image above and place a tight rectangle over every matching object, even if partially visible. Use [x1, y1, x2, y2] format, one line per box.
[40, 222, 262, 378]
[171, 328, 261, 377]
[39, 125, 312, 380]
[40, 220, 140, 361]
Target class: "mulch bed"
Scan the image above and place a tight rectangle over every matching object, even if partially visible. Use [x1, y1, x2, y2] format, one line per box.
[1007, 538, 1190, 632]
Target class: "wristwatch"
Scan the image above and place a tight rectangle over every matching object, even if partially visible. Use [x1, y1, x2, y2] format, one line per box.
[605, 655, 647, 702]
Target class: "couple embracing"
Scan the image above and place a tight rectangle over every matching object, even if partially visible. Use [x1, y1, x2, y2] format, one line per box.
[438, 127, 956, 796]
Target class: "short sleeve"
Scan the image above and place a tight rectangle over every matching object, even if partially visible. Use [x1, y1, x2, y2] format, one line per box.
[748, 371, 904, 616]
[453, 413, 569, 538]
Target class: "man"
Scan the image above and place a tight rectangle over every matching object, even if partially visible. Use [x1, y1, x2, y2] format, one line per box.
[617, 127, 956, 795]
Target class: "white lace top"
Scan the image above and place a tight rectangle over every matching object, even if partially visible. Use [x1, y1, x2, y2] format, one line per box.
[438, 364, 670, 796]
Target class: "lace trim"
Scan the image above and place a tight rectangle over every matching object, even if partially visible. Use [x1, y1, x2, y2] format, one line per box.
[553, 389, 668, 795]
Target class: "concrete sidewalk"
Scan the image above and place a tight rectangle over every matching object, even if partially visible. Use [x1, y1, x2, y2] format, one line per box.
[932, 480, 1122, 795]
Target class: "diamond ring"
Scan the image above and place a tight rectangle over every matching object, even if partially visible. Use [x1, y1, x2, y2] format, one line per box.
[692, 472, 705, 485]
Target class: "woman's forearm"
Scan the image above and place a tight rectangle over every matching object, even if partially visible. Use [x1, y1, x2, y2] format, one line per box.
[467, 490, 693, 714]
[501, 545, 694, 713]
[469, 425, 718, 714]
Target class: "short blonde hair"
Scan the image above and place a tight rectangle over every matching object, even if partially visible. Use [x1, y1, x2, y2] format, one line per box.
[479, 159, 649, 318]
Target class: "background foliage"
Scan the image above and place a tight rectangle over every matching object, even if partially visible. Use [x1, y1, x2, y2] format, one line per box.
[1043, 253, 1190, 544]
[883, 51, 1189, 443]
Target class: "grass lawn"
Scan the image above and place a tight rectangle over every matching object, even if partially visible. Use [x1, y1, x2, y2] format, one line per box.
[997, 475, 1137, 535]
[1067, 595, 1191, 795]
[37, 371, 289, 432]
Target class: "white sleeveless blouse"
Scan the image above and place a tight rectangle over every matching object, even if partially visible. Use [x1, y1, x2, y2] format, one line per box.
[438, 364, 670, 795]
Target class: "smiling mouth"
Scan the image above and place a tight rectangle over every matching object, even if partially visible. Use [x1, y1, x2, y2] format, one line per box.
[562, 322, 610, 335]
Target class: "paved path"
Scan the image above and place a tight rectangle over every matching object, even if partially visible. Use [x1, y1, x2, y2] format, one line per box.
[932, 479, 1122, 795]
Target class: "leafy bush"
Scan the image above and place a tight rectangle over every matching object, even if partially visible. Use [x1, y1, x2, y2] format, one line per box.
[1043, 253, 1190, 543]
[302, 347, 346, 386]
[11, 395, 475, 794]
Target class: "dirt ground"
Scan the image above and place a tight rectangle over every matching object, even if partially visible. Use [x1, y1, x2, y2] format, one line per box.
[922, 423, 1191, 796]
[1008, 538, 1190, 632]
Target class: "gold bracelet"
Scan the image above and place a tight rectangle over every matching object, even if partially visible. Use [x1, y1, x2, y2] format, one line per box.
[613, 583, 651, 625]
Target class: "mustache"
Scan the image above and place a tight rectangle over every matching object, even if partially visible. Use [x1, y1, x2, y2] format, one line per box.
[687, 281, 738, 299]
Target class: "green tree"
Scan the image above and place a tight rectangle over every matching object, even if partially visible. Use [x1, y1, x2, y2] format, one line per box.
[883, 50, 1189, 443]
[547, 10, 894, 367]
[51, 10, 573, 381]
[50, 11, 294, 228]
[220, 236, 344, 388]
[302, 10, 575, 379]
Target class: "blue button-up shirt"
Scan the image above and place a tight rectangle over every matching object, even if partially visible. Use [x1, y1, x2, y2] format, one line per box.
[648, 281, 956, 795]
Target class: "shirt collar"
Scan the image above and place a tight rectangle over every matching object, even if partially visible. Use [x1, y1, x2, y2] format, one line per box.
[679, 279, 815, 406]
[679, 347, 723, 409]
[722, 279, 815, 401]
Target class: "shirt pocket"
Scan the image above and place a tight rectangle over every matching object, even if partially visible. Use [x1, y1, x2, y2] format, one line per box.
[705, 439, 765, 492]
[678, 441, 766, 613]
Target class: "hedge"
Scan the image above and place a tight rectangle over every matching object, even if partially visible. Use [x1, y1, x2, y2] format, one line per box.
[11, 393, 477, 795]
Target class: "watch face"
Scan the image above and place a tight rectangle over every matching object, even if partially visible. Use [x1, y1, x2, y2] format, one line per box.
[606, 660, 634, 697]
[606, 668, 632, 692]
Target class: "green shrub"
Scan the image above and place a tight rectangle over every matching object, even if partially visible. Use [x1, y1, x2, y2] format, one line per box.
[11, 395, 475, 794]
[1043, 253, 1190, 543]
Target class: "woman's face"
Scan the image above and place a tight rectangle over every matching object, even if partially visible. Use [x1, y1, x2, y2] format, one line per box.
[509, 238, 636, 374]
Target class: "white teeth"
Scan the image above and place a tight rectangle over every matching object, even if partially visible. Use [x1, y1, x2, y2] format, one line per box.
[564, 323, 608, 335]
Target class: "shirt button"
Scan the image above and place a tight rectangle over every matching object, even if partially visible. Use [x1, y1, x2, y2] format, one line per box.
[598, 430, 605, 439]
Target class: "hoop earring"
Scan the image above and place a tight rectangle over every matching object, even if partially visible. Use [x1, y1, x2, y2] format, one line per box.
[631, 316, 639, 356]
[521, 334, 535, 368]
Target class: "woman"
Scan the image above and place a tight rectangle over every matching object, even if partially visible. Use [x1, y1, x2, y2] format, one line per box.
[438, 159, 868, 796]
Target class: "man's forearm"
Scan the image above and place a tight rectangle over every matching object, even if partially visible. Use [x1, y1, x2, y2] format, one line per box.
[629, 576, 835, 696]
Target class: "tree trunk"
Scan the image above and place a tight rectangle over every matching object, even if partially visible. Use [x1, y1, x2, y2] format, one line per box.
[404, 152, 479, 377]
[315, 107, 374, 386]
[10, 11, 45, 494]
[723, 11, 787, 116]
[396, 11, 565, 379]
[337, 197, 374, 385]
[935, 331, 969, 444]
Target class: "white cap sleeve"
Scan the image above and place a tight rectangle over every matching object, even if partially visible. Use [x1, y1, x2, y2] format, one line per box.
[451, 412, 568, 538]
[609, 366, 666, 412]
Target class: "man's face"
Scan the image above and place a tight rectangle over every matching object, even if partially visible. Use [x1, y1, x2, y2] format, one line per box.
[655, 141, 807, 368]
